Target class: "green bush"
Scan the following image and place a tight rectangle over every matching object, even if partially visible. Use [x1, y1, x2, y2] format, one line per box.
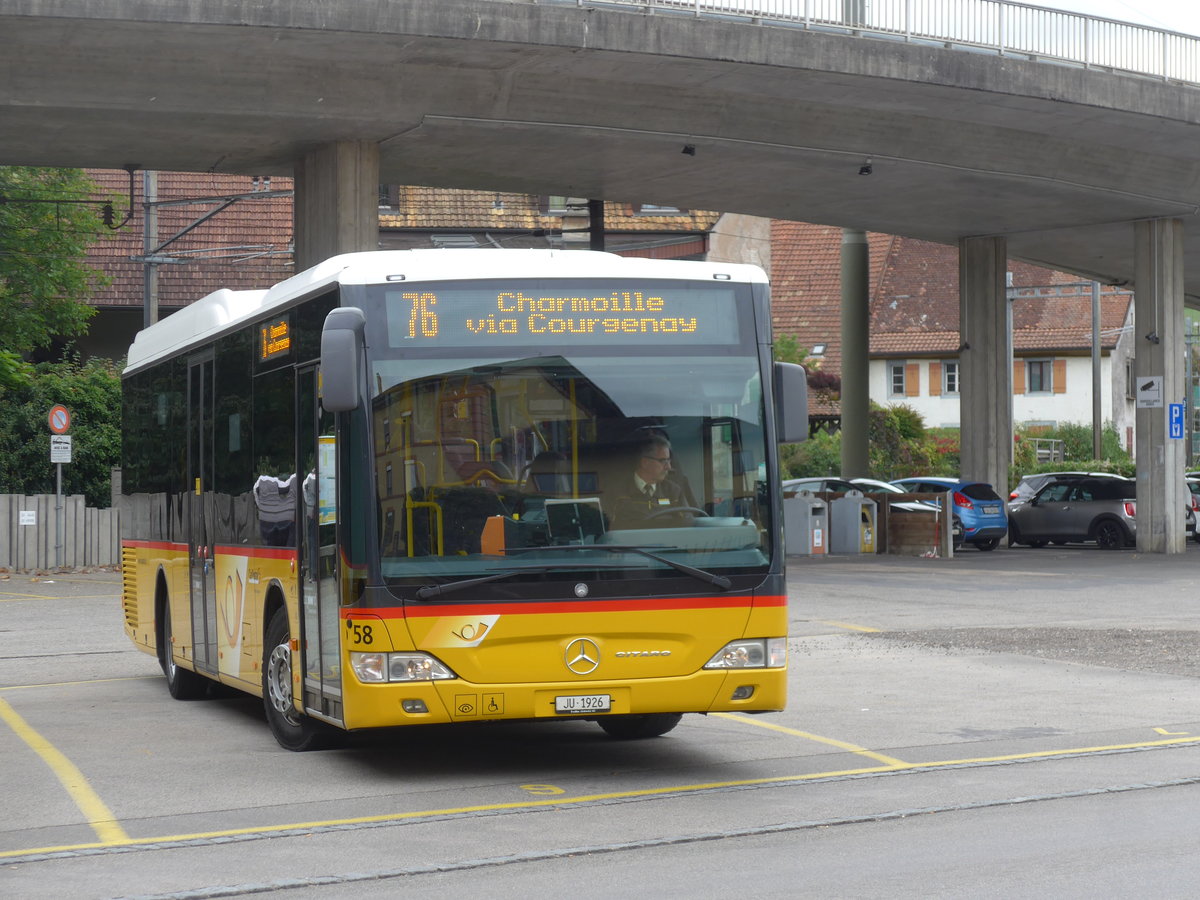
[782, 403, 953, 480]
[780, 405, 1136, 491]
[781, 429, 841, 479]
[0, 358, 122, 507]
[1008, 421, 1132, 491]
[865, 404, 947, 478]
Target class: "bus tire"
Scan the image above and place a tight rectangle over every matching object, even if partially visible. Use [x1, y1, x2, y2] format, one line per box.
[159, 599, 208, 700]
[263, 608, 334, 751]
[596, 713, 682, 740]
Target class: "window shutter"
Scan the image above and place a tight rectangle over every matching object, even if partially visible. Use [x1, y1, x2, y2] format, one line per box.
[1013, 360, 1026, 394]
[905, 363, 920, 397]
[929, 363, 942, 396]
[1053, 359, 1067, 393]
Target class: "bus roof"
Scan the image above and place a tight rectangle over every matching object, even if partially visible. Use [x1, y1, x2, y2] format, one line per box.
[123, 249, 768, 374]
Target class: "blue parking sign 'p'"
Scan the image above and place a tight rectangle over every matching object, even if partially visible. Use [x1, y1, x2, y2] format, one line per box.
[1168, 402, 1185, 439]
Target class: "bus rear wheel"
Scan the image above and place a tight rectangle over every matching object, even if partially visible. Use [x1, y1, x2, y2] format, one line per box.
[159, 600, 208, 700]
[263, 608, 334, 751]
[596, 713, 682, 739]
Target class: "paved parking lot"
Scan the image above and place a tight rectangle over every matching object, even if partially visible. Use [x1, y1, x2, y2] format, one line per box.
[1, 548, 1198, 897]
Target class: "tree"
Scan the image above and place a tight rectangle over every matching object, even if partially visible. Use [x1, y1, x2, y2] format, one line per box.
[0, 350, 32, 391]
[773, 333, 842, 395]
[0, 168, 119, 504]
[0, 167, 111, 364]
[0, 358, 122, 507]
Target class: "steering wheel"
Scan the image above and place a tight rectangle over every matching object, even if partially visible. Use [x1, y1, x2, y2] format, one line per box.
[645, 505, 709, 520]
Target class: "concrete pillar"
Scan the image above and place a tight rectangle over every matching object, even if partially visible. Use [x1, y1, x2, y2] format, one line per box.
[840, 228, 870, 478]
[588, 199, 606, 251]
[293, 141, 380, 271]
[958, 236, 1011, 495]
[1133, 218, 1186, 554]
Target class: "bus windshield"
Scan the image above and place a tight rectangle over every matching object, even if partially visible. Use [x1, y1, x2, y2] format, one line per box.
[364, 279, 772, 589]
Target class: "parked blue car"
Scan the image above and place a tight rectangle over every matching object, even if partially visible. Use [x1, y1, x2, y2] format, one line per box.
[890, 477, 1009, 551]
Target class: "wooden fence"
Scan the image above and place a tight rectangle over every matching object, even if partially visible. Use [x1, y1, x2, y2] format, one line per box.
[0, 494, 120, 570]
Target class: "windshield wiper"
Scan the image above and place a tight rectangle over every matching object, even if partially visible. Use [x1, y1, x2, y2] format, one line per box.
[507, 544, 732, 591]
[414, 562, 629, 600]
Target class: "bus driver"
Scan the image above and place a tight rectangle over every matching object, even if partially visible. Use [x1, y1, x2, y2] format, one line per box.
[610, 434, 692, 529]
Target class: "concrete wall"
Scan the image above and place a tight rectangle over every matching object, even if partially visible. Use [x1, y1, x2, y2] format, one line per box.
[708, 213, 771, 272]
[0, 495, 120, 571]
[8, 1, 1200, 302]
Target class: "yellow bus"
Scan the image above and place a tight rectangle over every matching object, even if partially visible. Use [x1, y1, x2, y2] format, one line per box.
[120, 250, 807, 750]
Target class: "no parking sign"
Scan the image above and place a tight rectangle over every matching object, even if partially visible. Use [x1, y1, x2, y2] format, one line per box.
[48, 404, 71, 434]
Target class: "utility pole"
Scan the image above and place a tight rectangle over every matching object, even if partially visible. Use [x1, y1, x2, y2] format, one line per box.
[142, 170, 159, 329]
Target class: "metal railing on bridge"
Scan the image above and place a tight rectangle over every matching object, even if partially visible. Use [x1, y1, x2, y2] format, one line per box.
[543, 1, 1200, 85]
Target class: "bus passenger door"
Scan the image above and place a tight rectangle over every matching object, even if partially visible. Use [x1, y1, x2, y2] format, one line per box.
[298, 366, 343, 723]
[187, 352, 218, 675]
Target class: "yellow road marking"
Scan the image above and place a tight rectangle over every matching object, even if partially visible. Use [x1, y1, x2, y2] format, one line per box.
[0, 698, 129, 844]
[713, 712, 909, 766]
[815, 620, 881, 633]
[906, 735, 1200, 768]
[3, 731, 1199, 861]
[1155, 727, 1190, 735]
[0, 591, 115, 601]
[1, 765, 904, 859]
[0, 592, 52, 602]
[0, 676, 157, 693]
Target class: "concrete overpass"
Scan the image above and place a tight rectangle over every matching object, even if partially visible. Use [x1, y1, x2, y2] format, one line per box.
[3, 0, 1199, 550]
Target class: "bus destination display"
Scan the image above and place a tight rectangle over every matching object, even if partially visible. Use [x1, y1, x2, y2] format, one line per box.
[259, 317, 291, 361]
[384, 282, 741, 347]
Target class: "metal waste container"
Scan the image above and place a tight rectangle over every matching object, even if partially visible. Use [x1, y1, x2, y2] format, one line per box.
[784, 490, 827, 556]
[830, 490, 877, 554]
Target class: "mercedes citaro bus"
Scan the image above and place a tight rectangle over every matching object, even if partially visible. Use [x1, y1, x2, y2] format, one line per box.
[119, 250, 807, 749]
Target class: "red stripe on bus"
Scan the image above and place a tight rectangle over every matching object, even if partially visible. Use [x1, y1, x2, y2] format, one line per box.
[122, 539, 187, 552]
[345, 595, 785, 619]
[213, 545, 299, 561]
[122, 539, 298, 563]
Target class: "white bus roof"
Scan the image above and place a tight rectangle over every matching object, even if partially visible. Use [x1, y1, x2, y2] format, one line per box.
[124, 249, 767, 374]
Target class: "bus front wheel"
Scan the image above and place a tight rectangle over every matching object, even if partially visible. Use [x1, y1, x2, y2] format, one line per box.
[596, 713, 682, 739]
[263, 608, 334, 751]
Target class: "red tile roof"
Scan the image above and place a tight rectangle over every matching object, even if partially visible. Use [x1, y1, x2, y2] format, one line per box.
[85, 169, 294, 309]
[771, 225, 1132, 366]
[82, 174, 718, 308]
[379, 186, 721, 233]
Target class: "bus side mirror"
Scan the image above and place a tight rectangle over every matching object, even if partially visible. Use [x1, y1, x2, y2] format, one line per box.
[774, 361, 809, 443]
[320, 307, 367, 412]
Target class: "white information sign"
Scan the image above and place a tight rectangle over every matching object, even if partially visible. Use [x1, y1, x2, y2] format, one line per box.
[50, 434, 73, 463]
[1136, 376, 1163, 408]
[20, 510, 36, 526]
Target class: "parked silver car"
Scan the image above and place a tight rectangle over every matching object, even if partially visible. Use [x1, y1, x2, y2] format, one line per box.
[848, 478, 941, 513]
[781, 477, 857, 495]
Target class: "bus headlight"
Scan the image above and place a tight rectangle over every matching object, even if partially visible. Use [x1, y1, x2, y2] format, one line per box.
[704, 638, 787, 669]
[350, 652, 457, 683]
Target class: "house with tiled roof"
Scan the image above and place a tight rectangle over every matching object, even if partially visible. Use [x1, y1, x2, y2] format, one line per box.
[377, 186, 724, 258]
[83, 169, 294, 359]
[77, 171, 742, 360]
[770, 222, 1136, 448]
[75, 171, 1135, 450]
